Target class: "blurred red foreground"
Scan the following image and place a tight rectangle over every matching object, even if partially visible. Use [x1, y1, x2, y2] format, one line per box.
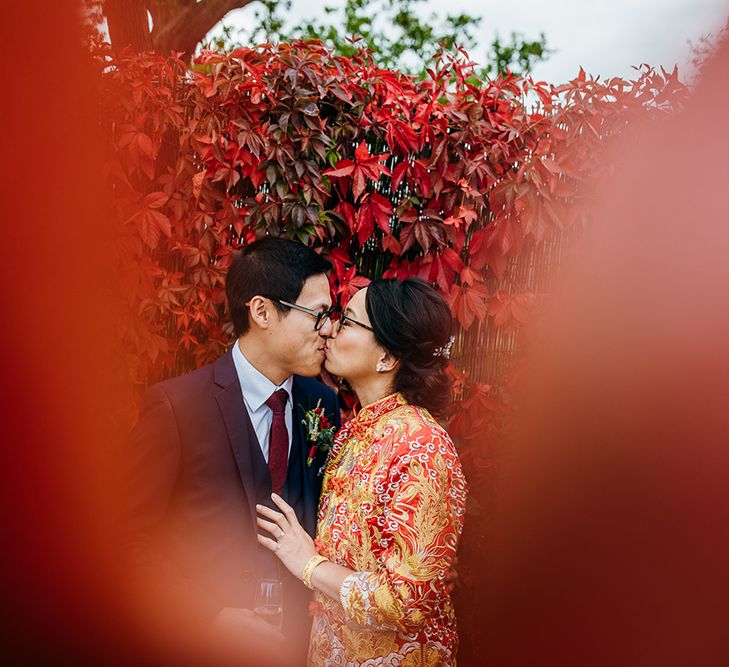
[1, 4, 728, 665]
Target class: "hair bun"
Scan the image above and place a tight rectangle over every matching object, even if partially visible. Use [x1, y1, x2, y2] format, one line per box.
[366, 277, 453, 417]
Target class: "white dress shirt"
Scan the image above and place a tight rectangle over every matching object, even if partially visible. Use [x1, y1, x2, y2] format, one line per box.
[231, 341, 294, 463]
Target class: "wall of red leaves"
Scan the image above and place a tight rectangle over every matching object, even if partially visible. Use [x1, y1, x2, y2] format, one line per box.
[102, 41, 685, 437]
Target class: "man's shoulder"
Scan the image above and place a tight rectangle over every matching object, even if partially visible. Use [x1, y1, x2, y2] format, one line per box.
[146, 353, 227, 402]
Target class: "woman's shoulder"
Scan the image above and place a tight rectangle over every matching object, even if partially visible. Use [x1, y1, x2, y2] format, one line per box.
[377, 405, 466, 498]
[377, 402, 455, 451]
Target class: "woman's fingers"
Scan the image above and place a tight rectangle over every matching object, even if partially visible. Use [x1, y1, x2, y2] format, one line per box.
[256, 503, 288, 530]
[256, 533, 278, 552]
[271, 492, 298, 524]
[256, 516, 282, 538]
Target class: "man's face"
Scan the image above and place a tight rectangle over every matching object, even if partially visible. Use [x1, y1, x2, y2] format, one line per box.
[269, 273, 333, 377]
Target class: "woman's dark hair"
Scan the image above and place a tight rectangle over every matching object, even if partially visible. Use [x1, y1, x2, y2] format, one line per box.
[226, 237, 332, 337]
[365, 277, 454, 417]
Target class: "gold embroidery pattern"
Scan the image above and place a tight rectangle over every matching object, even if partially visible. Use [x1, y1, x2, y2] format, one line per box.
[308, 393, 467, 667]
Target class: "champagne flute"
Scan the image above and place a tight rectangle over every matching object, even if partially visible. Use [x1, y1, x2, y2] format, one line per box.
[254, 578, 283, 631]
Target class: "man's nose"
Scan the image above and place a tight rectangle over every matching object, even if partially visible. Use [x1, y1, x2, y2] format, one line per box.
[318, 315, 334, 338]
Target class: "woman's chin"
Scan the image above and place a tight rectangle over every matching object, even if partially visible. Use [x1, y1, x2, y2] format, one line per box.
[324, 358, 344, 379]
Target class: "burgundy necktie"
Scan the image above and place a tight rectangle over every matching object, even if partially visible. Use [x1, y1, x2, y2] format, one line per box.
[265, 389, 289, 494]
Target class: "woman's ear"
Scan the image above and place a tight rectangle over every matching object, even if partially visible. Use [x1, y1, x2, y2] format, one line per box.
[377, 351, 399, 374]
[247, 295, 272, 330]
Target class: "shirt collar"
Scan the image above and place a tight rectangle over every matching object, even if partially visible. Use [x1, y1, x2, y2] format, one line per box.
[231, 341, 293, 411]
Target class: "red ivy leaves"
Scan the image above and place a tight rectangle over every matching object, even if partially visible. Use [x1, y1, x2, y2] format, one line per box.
[446, 282, 490, 330]
[443, 205, 478, 230]
[325, 244, 370, 307]
[130, 191, 171, 249]
[487, 290, 537, 331]
[334, 266, 371, 308]
[100, 41, 687, 428]
[355, 192, 393, 243]
[323, 141, 391, 201]
[448, 382, 504, 444]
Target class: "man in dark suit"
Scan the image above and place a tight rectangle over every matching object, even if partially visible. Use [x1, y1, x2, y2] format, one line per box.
[125, 238, 340, 663]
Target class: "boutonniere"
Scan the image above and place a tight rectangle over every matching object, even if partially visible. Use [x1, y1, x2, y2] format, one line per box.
[302, 399, 336, 467]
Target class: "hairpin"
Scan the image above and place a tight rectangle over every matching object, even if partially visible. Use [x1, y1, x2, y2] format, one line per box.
[433, 335, 455, 359]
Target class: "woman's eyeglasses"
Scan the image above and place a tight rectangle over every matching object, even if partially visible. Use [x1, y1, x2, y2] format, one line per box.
[334, 312, 373, 334]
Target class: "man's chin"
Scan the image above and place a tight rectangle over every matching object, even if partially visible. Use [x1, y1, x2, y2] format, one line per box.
[295, 360, 324, 378]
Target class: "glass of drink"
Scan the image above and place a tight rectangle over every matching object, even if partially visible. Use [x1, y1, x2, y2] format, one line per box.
[254, 578, 283, 631]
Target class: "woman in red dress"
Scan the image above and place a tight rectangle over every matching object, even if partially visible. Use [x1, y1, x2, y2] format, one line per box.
[257, 278, 467, 666]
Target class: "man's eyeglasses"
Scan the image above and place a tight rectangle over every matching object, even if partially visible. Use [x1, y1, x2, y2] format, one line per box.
[277, 300, 335, 332]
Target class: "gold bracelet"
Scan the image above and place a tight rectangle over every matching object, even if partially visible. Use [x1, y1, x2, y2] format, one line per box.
[302, 554, 328, 590]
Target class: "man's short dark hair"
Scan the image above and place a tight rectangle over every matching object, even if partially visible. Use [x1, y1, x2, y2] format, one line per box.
[226, 237, 333, 337]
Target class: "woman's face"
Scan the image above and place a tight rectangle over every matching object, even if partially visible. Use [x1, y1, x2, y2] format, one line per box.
[324, 287, 385, 384]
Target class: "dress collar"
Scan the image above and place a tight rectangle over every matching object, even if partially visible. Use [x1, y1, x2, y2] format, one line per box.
[352, 392, 407, 427]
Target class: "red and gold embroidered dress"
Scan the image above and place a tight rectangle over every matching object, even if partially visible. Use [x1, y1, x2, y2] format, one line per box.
[309, 392, 467, 667]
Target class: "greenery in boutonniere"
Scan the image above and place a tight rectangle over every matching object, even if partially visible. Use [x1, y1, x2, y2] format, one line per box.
[302, 399, 336, 466]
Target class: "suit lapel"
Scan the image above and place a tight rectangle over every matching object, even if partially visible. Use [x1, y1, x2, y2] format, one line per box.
[213, 350, 261, 528]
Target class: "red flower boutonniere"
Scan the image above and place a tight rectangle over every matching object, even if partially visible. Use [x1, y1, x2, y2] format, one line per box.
[302, 399, 336, 467]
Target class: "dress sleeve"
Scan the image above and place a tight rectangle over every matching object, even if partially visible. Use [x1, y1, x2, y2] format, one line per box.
[338, 424, 467, 632]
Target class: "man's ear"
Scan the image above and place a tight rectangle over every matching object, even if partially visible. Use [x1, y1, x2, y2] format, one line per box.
[377, 350, 399, 374]
[247, 295, 273, 330]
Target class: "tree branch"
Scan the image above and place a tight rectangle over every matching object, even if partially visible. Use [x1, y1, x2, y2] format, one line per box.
[151, 0, 256, 58]
[105, 0, 153, 51]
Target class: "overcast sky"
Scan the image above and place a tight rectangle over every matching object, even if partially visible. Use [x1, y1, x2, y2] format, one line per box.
[217, 0, 729, 83]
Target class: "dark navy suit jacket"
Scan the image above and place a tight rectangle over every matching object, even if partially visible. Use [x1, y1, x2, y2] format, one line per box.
[126, 349, 340, 655]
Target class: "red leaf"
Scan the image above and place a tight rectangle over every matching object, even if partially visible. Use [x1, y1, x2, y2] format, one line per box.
[487, 289, 537, 331]
[138, 208, 171, 249]
[460, 266, 483, 286]
[355, 204, 375, 244]
[446, 282, 489, 330]
[249, 166, 266, 189]
[448, 382, 503, 443]
[392, 161, 408, 190]
[381, 234, 402, 255]
[323, 160, 355, 178]
[144, 192, 169, 209]
[336, 142, 392, 201]
[354, 141, 371, 162]
[333, 201, 356, 232]
[352, 169, 367, 201]
[137, 132, 155, 158]
[335, 265, 371, 307]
